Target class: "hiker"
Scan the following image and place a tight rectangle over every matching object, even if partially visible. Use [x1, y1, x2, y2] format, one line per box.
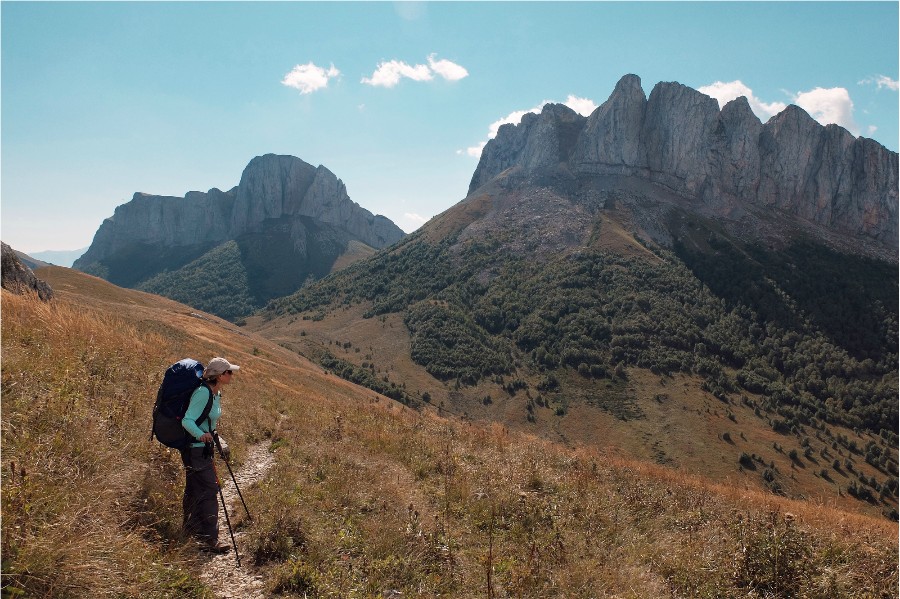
[179, 356, 239, 553]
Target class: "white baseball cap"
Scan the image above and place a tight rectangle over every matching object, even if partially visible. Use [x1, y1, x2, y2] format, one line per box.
[204, 357, 240, 377]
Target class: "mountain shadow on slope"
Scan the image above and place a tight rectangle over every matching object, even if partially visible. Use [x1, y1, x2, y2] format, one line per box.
[137, 216, 359, 321]
[675, 235, 898, 363]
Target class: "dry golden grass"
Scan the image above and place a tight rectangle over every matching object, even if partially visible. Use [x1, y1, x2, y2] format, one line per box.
[421, 191, 494, 242]
[3, 269, 897, 598]
[249, 300, 896, 523]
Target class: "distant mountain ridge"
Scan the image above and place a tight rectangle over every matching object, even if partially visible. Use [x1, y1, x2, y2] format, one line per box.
[74, 154, 406, 319]
[255, 75, 898, 513]
[471, 74, 898, 256]
[28, 247, 87, 268]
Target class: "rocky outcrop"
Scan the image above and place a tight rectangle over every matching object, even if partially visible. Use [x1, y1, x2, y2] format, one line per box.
[470, 74, 899, 248]
[75, 154, 405, 275]
[231, 155, 402, 249]
[77, 188, 236, 267]
[1, 242, 53, 301]
[574, 73, 647, 173]
[71, 155, 408, 315]
[469, 104, 586, 192]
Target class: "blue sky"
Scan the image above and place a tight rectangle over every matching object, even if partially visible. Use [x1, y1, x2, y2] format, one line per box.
[2, 1, 898, 254]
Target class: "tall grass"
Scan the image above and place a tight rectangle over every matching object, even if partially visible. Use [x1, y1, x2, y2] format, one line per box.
[3, 282, 898, 598]
[241, 392, 898, 598]
[2, 291, 214, 597]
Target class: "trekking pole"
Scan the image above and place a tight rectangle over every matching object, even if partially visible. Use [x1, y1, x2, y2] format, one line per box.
[209, 443, 241, 567]
[213, 432, 252, 521]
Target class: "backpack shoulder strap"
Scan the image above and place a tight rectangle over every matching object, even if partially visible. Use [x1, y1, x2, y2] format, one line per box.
[198, 383, 215, 431]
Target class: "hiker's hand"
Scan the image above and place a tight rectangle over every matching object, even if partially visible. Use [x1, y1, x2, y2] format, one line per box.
[199, 433, 214, 443]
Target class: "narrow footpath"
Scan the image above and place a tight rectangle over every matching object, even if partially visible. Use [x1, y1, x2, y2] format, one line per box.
[198, 442, 276, 599]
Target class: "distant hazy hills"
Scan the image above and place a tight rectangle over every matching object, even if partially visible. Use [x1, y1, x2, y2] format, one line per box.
[255, 74, 898, 514]
[27, 247, 88, 268]
[73, 154, 406, 320]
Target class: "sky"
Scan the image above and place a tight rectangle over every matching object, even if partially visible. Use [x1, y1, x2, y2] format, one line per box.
[2, 1, 898, 254]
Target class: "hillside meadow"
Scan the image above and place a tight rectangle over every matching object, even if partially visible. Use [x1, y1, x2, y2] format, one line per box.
[252, 211, 898, 522]
[1, 267, 897, 598]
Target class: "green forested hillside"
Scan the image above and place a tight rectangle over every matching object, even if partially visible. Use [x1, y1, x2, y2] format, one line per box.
[139, 240, 257, 321]
[267, 229, 898, 440]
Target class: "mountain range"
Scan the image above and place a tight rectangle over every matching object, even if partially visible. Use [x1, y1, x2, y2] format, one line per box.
[469, 74, 896, 259]
[66, 73, 898, 515]
[251, 74, 898, 515]
[4, 72, 899, 597]
[26, 247, 88, 268]
[73, 154, 406, 320]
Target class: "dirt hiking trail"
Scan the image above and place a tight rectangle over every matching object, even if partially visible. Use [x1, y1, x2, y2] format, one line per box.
[198, 442, 275, 599]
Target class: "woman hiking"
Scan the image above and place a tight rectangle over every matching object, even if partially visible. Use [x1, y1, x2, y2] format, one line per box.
[179, 356, 239, 553]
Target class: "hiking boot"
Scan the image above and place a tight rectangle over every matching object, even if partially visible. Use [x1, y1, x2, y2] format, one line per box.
[200, 541, 232, 554]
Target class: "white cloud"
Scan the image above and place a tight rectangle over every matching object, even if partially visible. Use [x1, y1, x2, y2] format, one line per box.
[427, 54, 469, 81]
[464, 95, 597, 158]
[394, 1, 426, 21]
[281, 62, 340, 95]
[700, 80, 863, 135]
[868, 125, 879, 135]
[362, 60, 432, 88]
[563, 95, 598, 116]
[362, 54, 468, 88]
[793, 87, 859, 135]
[859, 75, 900, 91]
[400, 212, 429, 232]
[698, 80, 787, 120]
[466, 141, 488, 158]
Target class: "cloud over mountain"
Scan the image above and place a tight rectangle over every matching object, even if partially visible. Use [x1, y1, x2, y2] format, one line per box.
[700, 79, 863, 135]
[464, 95, 597, 158]
[793, 86, 859, 135]
[698, 80, 787, 120]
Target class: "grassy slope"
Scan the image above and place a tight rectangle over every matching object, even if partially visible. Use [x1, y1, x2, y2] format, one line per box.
[250, 300, 898, 522]
[248, 205, 898, 522]
[2, 267, 897, 598]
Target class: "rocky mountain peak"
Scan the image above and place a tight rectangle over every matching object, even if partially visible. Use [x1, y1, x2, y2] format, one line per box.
[574, 74, 648, 173]
[73, 154, 406, 301]
[229, 154, 401, 249]
[469, 74, 898, 255]
[469, 103, 587, 194]
[77, 154, 404, 271]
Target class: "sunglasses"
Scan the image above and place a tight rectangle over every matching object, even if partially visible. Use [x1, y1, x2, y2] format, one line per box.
[224, 369, 233, 375]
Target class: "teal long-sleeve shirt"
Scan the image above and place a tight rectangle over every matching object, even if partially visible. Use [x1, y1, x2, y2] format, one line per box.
[181, 385, 222, 448]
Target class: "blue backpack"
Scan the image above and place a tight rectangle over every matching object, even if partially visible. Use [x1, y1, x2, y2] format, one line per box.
[151, 359, 214, 449]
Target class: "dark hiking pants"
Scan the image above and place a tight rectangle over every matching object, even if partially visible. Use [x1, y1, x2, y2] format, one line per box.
[180, 445, 219, 544]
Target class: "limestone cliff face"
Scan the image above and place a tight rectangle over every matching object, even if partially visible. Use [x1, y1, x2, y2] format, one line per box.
[78, 188, 235, 267]
[469, 104, 587, 192]
[470, 74, 899, 249]
[574, 73, 647, 173]
[76, 154, 405, 274]
[231, 155, 403, 249]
